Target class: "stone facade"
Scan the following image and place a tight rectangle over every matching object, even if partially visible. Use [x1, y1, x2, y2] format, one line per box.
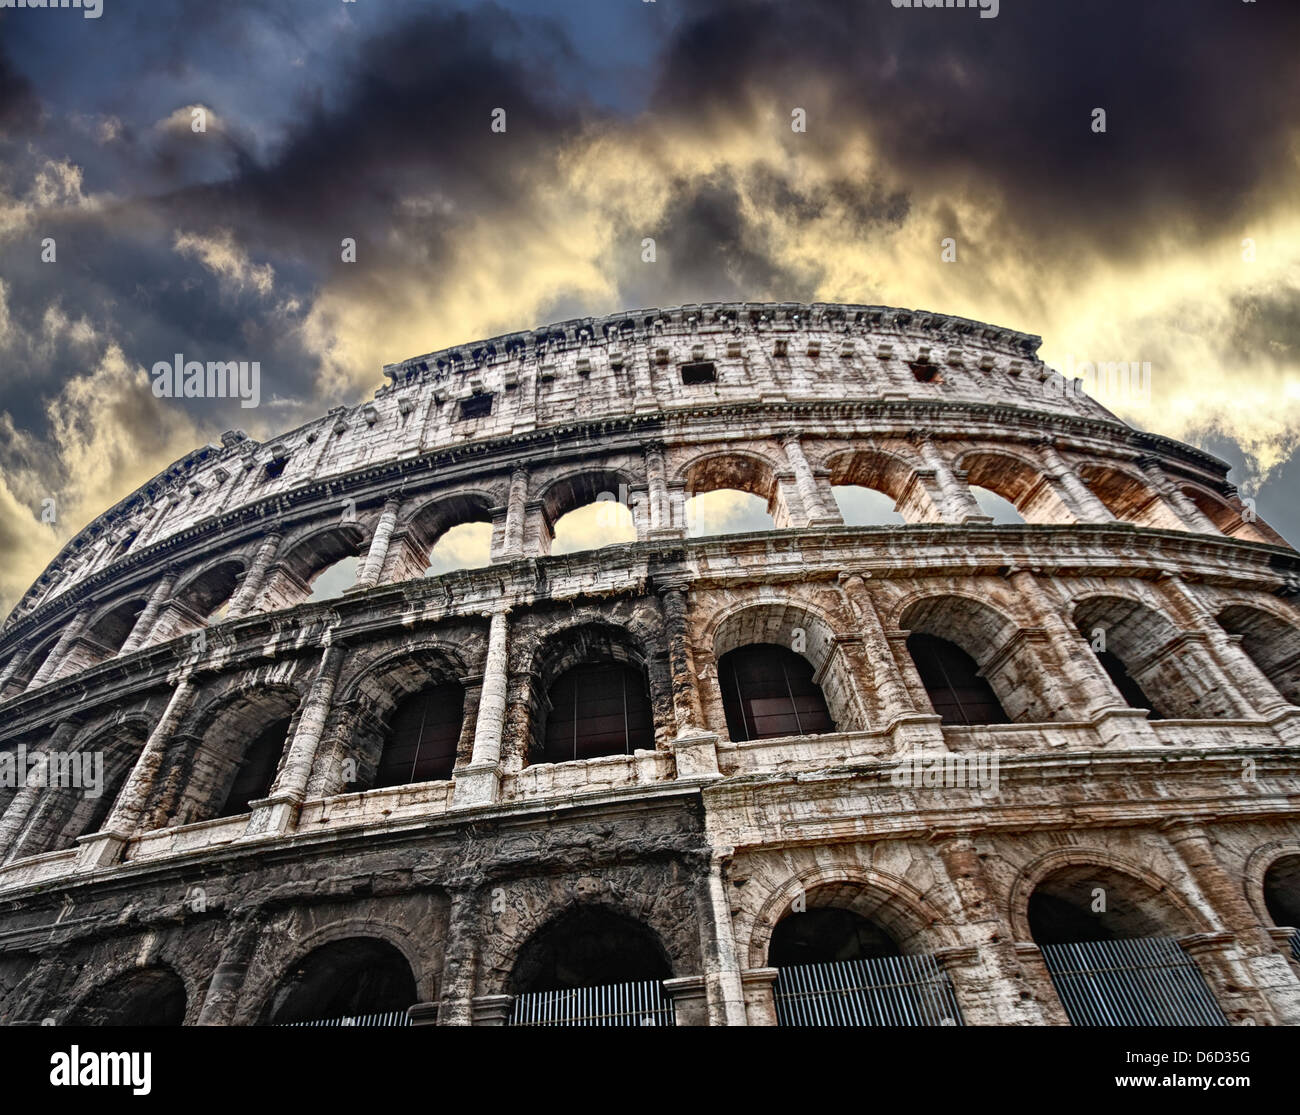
[0, 301, 1298, 1026]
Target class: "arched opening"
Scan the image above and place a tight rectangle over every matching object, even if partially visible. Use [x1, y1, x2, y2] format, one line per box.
[266, 938, 417, 1025]
[1027, 863, 1226, 1026]
[174, 561, 244, 623]
[718, 643, 836, 741]
[1262, 854, 1300, 934]
[510, 907, 672, 994]
[685, 489, 774, 536]
[277, 525, 365, 607]
[1216, 605, 1300, 706]
[306, 556, 359, 602]
[831, 485, 905, 526]
[375, 684, 464, 786]
[424, 522, 493, 575]
[827, 449, 936, 523]
[84, 599, 147, 659]
[1074, 595, 1237, 720]
[525, 622, 667, 765]
[216, 715, 292, 818]
[968, 485, 1026, 524]
[906, 633, 1009, 725]
[684, 453, 784, 536]
[1077, 465, 1185, 530]
[1180, 487, 1278, 543]
[69, 967, 186, 1026]
[8, 724, 146, 858]
[765, 890, 960, 1026]
[2, 631, 60, 693]
[407, 493, 495, 577]
[541, 662, 654, 763]
[961, 451, 1073, 524]
[540, 470, 639, 557]
[552, 499, 637, 555]
[769, 908, 899, 967]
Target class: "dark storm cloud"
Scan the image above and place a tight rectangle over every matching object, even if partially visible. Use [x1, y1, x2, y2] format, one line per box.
[652, 0, 1300, 256]
[0, 34, 38, 133]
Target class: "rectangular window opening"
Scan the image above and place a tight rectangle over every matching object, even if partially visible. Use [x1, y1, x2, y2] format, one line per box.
[459, 394, 493, 420]
[680, 361, 717, 385]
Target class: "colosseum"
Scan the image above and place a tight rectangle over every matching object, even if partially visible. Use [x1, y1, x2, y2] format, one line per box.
[1, 301, 1298, 1028]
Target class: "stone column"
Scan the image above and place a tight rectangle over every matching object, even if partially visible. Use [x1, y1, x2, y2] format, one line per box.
[1140, 458, 1219, 534]
[119, 568, 180, 655]
[1160, 576, 1297, 726]
[698, 850, 749, 1026]
[502, 468, 529, 558]
[354, 498, 401, 589]
[253, 639, 348, 835]
[643, 443, 672, 534]
[917, 437, 987, 523]
[780, 432, 829, 523]
[80, 672, 198, 867]
[934, 834, 1061, 1024]
[453, 608, 509, 807]
[837, 574, 916, 722]
[1163, 821, 1300, 1024]
[0, 723, 79, 863]
[739, 968, 780, 1026]
[28, 611, 89, 688]
[1038, 441, 1114, 523]
[658, 583, 705, 738]
[225, 532, 281, 620]
[437, 890, 479, 1025]
[1006, 570, 1154, 746]
[196, 916, 263, 1025]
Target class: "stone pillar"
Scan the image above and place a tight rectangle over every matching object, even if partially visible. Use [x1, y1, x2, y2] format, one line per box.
[354, 498, 401, 589]
[453, 608, 509, 807]
[437, 890, 479, 1025]
[253, 639, 347, 835]
[1160, 576, 1297, 727]
[1140, 458, 1219, 534]
[1038, 441, 1114, 523]
[1006, 569, 1156, 745]
[0, 651, 23, 694]
[28, 611, 89, 688]
[643, 443, 673, 535]
[80, 672, 198, 867]
[119, 569, 180, 655]
[502, 468, 529, 558]
[196, 916, 263, 1025]
[1163, 822, 1300, 1024]
[470, 994, 513, 1025]
[837, 574, 916, 723]
[780, 432, 830, 523]
[933, 834, 1060, 1024]
[658, 583, 706, 738]
[917, 437, 988, 523]
[0, 723, 79, 863]
[225, 532, 281, 620]
[698, 850, 748, 1026]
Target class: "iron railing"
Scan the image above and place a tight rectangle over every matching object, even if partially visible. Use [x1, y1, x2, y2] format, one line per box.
[510, 980, 675, 1026]
[1040, 936, 1229, 1027]
[773, 954, 963, 1026]
[279, 1010, 412, 1027]
[1289, 929, 1300, 961]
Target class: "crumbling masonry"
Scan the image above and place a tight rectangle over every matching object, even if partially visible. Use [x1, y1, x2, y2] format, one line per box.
[1, 302, 1298, 1026]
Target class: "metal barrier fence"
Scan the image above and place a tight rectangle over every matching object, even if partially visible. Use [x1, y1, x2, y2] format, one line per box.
[279, 1010, 412, 1027]
[1040, 936, 1229, 1026]
[773, 954, 963, 1026]
[510, 980, 676, 1026]
[1290, 929, 1300, 961]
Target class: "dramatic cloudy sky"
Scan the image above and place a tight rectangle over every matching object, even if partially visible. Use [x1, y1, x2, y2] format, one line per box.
[1, 0, 1298, 612]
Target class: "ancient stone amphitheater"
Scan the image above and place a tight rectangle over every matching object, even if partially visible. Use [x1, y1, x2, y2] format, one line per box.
[2, 302, 1299, 1028]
